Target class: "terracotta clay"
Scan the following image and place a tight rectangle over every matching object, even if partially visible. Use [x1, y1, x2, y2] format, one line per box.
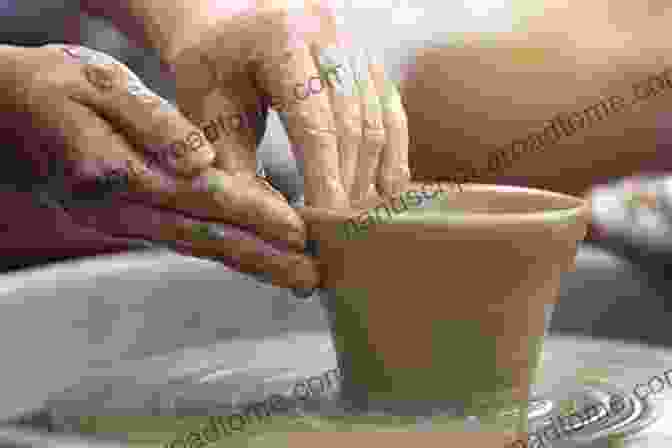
[299, 182, 589, 418]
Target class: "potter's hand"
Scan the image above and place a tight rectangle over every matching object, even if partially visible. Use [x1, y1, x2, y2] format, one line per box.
[0, 44, 318, 290]
[155, 0, 411, 208]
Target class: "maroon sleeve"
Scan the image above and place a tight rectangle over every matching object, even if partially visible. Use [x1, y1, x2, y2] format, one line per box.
[0, 189, 148, 271]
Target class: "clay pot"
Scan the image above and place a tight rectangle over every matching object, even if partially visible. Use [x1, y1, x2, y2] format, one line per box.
[299, 182, 589, 417]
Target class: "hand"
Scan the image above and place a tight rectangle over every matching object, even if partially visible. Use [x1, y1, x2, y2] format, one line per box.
[164, 0, 411, 209]
[0, 44, 318, 290]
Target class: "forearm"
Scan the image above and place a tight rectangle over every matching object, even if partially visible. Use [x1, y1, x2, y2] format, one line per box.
[403, 4, 672, 198]
[79, 0, 218, 63]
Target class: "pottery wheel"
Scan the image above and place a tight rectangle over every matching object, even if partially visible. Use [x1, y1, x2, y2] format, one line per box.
[4, 334, 672, 447]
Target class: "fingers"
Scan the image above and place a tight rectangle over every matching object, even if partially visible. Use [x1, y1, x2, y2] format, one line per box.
[173, 49, 262, 177]
[369, 56, 411, 197]
[26, 47, 305, 252]
[315, 46, 361, 198]
[66, 198, 320, 290]
[45, 44, 215, 177]
[257, 26, 347, 209]
[349, 49, 387, 202]
[24, 86, 153, 190]
[130, 167, 307, 251]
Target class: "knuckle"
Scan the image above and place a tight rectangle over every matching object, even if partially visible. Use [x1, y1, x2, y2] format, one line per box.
[82, 62, 124, 92]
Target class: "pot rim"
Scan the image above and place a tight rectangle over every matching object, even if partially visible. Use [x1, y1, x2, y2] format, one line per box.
[298, 183, 589, 229]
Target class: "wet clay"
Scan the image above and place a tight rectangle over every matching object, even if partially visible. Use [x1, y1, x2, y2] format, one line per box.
[299, 183, 589, 416]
